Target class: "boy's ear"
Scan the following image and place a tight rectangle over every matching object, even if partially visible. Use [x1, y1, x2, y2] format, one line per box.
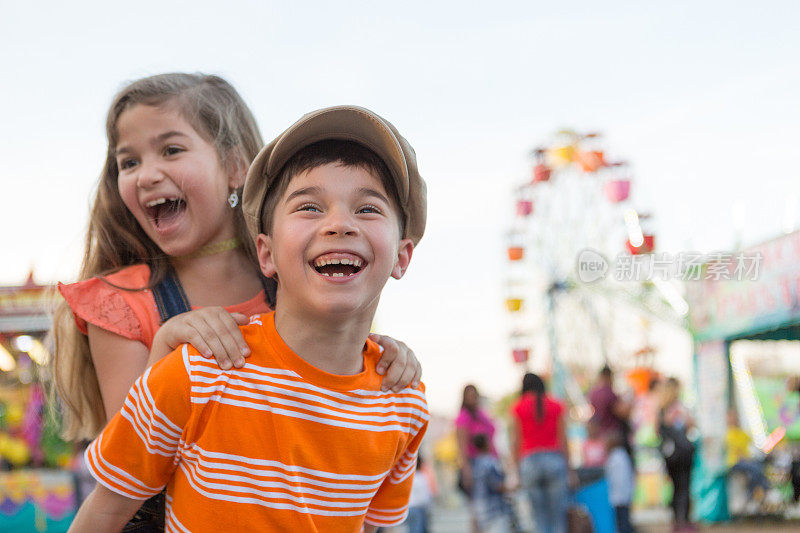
[256, 233, 278, 279]
[391, 239, 414, 280]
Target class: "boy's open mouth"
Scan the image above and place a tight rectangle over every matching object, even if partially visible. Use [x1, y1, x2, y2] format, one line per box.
[145, 197, 186, 229]
[312, 255, 365, 278]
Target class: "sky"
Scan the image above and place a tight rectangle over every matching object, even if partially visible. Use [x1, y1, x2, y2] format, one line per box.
[1, 1, 798, 414]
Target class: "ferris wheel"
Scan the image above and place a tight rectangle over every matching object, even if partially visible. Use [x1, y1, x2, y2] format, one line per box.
[503, 130, 685, 409]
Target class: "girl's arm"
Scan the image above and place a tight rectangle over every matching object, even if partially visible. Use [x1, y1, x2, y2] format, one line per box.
[510, 414, 522, 469]
[455, 425, 473, 488]
[68, 485, 141, 532]
[87, 324, 150, 422]
[558, 411, 570, 460]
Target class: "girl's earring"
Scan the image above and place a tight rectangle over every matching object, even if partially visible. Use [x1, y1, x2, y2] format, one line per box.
[228, 190, 239, 208]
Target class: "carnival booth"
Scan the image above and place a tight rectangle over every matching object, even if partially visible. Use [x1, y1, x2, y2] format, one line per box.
[0, 274, 76, 532]
[687, 230, 800, 522]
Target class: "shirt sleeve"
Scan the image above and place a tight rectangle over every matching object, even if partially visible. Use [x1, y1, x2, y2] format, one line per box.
[58, 265, 160, 348]
[365, 390, 429, 527]
[84, 347, 191, 500]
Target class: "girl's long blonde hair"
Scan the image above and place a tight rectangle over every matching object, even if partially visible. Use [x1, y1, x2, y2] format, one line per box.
[52, 73, 264, 440]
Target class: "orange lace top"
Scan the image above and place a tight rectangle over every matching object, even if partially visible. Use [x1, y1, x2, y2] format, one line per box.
[58, 264, 269, 349]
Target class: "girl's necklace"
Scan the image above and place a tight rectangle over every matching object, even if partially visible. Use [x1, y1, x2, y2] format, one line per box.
[184, 237, 241, 259]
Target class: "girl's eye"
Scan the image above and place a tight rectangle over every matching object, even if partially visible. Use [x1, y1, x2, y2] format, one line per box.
[164, 146, 183, 156]
[118, 158, 138, 170]
[358, 204, 382, 215]
[297, 203, 322, 213]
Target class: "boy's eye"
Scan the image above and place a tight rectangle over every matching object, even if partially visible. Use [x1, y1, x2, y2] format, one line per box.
[358, 204, 382, 215]
[297, 203, 322, 213]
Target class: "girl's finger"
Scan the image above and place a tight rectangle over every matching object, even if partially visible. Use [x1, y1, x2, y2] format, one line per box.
[217, 311, 251, 367]
[380, 355, 407, 392]
[196, 317, 235, 370]
[187, 330, 214, 359]
[391, 363, 417, 393]
[229, 312, 250, 326]
[371, 334, 399, 375]
[410, 361, 422, 390]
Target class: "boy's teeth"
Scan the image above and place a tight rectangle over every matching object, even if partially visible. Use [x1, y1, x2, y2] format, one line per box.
[146, 198, 167, 207]
[314, 257, 362, 267]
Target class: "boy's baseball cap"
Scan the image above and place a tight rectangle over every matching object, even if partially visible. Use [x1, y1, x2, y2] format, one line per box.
[242, 105, 427, 246]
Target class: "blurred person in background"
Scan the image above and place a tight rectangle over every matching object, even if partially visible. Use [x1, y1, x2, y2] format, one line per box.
[471, 433, 515, 532]
[788, 377, 800, 508]
[455, 384, 498, 532]
[726, 409, 769, 511]
[589, 365, 634, 463]
[511, 373, 570, 533]
[405, 455, 437, 533]
[582, 417, 607, 468]
[658, 377, 695, 532]
[605, 430, 636, 533]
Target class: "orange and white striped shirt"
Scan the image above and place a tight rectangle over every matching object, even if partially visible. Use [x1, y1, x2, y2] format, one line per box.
[86, 312, 429, 532]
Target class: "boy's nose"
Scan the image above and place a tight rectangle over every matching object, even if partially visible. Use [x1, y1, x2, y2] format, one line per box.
[322, 210, 359, 237]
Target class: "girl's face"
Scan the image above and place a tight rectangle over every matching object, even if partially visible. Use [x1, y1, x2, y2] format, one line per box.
[463, 387, 479, 409]
[115, 104, 242, 257]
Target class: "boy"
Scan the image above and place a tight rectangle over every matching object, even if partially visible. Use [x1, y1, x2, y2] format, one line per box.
[471, 434, 509, 532]
[69, 106, 429, 532]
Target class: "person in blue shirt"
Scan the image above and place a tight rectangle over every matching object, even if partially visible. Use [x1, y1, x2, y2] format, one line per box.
[472, 434, 518, 532]
[605, 430, 636, 533]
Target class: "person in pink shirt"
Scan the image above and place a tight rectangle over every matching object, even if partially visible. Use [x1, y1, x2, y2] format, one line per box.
[455, 384, 497, 531]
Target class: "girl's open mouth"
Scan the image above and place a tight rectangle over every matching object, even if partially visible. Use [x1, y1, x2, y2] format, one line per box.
[312, 255, 365, 278]
[145, 197, 187, 230]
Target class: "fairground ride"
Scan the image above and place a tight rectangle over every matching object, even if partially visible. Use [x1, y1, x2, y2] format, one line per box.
[503, 130, 689, 415]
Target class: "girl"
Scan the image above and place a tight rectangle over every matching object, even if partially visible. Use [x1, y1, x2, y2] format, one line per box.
[52, 73, 421, 526]
[455, 384, 498, 532]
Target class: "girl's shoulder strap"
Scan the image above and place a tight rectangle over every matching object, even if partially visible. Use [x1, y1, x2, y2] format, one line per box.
[151, 264, 191, 323]
[58, 264, 158, 346]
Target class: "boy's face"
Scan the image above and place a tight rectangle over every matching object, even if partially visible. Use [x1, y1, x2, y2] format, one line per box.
[256, 162, 413, 319]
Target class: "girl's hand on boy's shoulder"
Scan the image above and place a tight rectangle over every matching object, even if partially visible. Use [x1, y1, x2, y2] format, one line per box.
[154, 308, 251, 370]
[369, 334, 422, 393]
